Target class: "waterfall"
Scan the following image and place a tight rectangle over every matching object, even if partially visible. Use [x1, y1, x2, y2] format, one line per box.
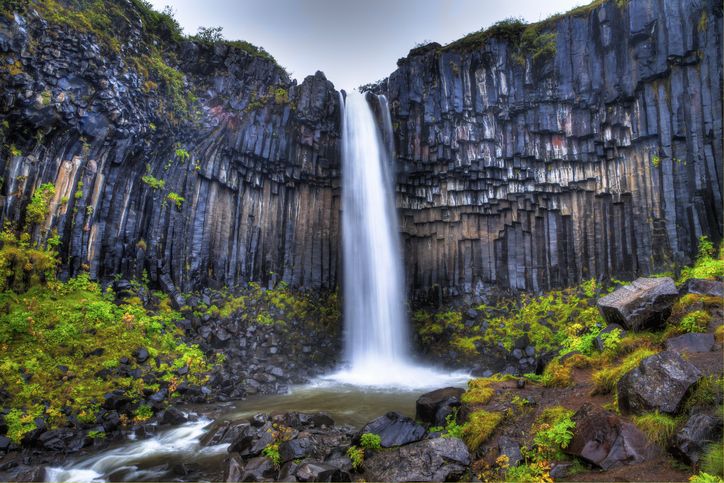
[322, 91, 468, 388]
[342, 90, 409, 370]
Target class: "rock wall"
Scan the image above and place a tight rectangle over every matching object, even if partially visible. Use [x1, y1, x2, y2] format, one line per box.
[0, 4, 341, 299]
[0, 0, 721, 301]
[383, 0, 722, 299]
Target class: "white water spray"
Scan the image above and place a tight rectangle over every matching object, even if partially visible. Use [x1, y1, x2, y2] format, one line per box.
[324, 91, 468, 388]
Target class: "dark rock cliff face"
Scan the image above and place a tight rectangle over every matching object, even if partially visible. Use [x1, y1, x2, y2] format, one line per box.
[0, 4, 341, 299]
[0, 0, 721, 301]
[383, 0, 722, 299]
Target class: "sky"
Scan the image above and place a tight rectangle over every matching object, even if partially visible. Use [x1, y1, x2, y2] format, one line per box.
[148, 0, 587, 90]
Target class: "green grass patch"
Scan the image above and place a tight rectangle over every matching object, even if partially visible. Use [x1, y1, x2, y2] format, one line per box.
[462, 410, 504, 450]
[632, 411, 678, 446]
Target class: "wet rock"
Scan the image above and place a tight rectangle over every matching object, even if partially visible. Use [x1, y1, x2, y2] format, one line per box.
[415, 387, 464, 425]
[498, 436, 522, 466]
[277, 461, 299, 482]
[566, 403, 656, 470]
[201, 421, 250, 447]
[617, 351, 702, 415]
[665, 333, 716, 354]
[597, 278, 679, 331]
[160, 407, 188, 426]
[681, 279, 724, 298]
[224, 453, 245, 482]
[0, 436, 11, 452]
[278, 437, 313, 463]
[356, 412, 426, 447]
[37, 428, 84, 452]
[295, 462, 347, 482]
[323, 448, 353, 474]
[234, 456, 277, 482]
[134, 347, 150, 363]
[228, 422, 274, 457]
[671, 413, 723, 465]
[363, 436, 470, 481]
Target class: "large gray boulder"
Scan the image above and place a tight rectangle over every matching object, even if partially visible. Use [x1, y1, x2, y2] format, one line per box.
[355, 412, 426, 448]
[617, 351, 702, 415]
[415, 387, 464, 426]
[681, 279, 724, 298]
[565, 403, 656, 470]
[363, 437, 470, 482]
[597, 278, 679, 331]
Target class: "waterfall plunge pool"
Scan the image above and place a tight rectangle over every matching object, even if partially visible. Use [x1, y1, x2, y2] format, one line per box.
[45, 374, 470, 483]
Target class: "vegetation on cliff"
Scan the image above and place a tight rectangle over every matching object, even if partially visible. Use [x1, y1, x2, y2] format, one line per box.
[0, 223, 214, 443]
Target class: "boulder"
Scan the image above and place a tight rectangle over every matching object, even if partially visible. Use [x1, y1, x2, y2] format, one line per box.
[597, 278, 678, 331]
[671, 413, 723, 465]
[617, 351, 702, 415]
[278, 437, 313, 463]
[160, 407, 188, 426]
[356, 412, 426, 447]
[295, 462, 348, 482]
[36, 428, 85, 452]
[228, 422, 275, 457]
[229, 456, 277, 482]
[201, 421, 250, 447]
[565, 403, 656, 470]
[223, 453, 245, 482]
[682, 279, 724, 298]
[498, 436, 522, 466]
[363, 436, 470, 482]
[415, 387, 464, 426]
[665, 333, 715, 354]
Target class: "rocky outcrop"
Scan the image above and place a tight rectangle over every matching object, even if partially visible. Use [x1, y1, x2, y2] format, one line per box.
[380, 0, 722, 298]
[597, 277, 679, 331]
[617, 350, 702, 414]
[0, 4, 341, 297]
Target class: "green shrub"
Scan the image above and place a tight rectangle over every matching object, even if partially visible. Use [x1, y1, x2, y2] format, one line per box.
[26, 183, 56, 225]
[360, 432, 382, 450]
[346, 445, 364, 470]
[134, 404, 154, 421]
[680, 236, 724, 283]
[142, 173, 165, 190]
[680, 310, 712, 333]
[174, 148, 190, 162]
[262, 442, 281, 467]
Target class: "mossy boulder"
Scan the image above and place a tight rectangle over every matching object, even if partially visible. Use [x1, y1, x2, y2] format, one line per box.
[597, 277, 679, 331]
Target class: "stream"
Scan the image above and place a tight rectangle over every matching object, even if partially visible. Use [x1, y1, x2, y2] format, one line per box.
[45, 375, 470, 482]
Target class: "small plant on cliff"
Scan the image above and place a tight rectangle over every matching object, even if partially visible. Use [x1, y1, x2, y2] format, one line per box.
[175, 147, 190, 162]
[360, 432, 382, 450]
[680, 310, 712, 333]
[25, 183, 56, 225]
[166, 192, 185, 209]
[680, 236, 724, 283]
[142, 165, 166, 190]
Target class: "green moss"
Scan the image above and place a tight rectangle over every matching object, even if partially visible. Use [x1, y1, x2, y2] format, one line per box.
[461, 377, 496, 405]
[142, 165, 166, 190]
[698, 11, 709, 33]
[680, 236, 724, 283]
[462, 410, 504, 450]
[174, 148, 190, 162]
[452, 335, 481, 354]
[0, 241, 214, 442]
[592, 347, 659, 394]
[632, 411, 677, 446]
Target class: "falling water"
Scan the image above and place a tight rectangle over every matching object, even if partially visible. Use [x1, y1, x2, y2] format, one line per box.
[324, 91, 468, 388]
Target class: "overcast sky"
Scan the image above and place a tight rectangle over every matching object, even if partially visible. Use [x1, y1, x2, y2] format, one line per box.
[148, 0, 587, 90]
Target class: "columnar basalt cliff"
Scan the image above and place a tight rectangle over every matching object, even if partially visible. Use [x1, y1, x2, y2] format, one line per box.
[0, 0, 721, 302]
[382, 0, 722, 299]
[0, 2, 341, 301]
